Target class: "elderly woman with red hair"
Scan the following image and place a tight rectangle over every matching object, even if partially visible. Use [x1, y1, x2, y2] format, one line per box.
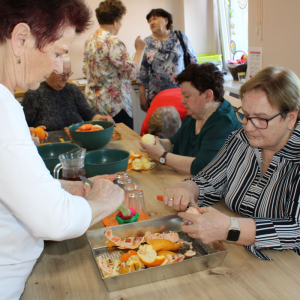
[0, 1, 124, 298]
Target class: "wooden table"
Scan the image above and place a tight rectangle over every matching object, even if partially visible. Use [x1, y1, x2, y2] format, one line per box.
[21, 124, 300, 300]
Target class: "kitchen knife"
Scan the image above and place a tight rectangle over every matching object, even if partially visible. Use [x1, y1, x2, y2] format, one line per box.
[79, 175, 132, 217]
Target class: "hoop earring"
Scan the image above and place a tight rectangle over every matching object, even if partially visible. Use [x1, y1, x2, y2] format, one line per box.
[17, 58, 21, 64]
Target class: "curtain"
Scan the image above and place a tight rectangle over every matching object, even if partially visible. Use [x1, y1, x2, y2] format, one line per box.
[214, 0, 231, 70]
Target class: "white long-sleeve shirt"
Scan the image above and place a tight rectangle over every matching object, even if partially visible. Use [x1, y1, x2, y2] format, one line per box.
[0, 83, 92, 266]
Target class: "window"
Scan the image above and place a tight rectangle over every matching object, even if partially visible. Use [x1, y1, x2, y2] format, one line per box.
[229, 0, 248, 60]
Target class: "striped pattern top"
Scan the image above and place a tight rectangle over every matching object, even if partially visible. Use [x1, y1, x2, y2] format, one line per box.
[187, 120, 300, 260]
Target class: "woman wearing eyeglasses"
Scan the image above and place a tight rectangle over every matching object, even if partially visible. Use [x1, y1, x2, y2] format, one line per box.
[23, 54, 113, 131]
[163, 66, 300, 261]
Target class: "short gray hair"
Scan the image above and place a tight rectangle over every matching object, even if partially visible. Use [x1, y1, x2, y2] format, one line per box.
[148, 106, 181, 138]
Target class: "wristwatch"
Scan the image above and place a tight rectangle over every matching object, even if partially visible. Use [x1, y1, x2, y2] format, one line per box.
[159, 151, 168, 165]
[226, 217, 240, 242]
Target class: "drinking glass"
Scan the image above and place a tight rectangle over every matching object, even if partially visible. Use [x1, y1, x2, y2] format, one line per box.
[116, 177, 132, 189]
[124, 183, 139, 207]
[128, 190, 146, 215]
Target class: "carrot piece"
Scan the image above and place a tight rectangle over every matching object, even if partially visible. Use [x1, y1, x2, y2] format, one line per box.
[157, 195, 163, 201]
[78, 124, 93, 131]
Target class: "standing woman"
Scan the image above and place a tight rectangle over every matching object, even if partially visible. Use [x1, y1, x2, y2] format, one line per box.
[83, 0, 146, 129]
[137, 8, 198, 112]
[0, 1, 124, 299]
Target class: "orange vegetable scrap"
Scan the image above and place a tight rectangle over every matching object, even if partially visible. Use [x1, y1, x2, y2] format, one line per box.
[76, 124, 104, 132]
[112, 130, 122, 140]
[127, 151, 155, 171]
[100, 230, 193, 277]
[64, 127, 73, 142]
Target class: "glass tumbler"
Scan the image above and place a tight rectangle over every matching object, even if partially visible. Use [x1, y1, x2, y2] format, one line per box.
[116, 176, 132, 189]
[114, 172, 129, 184]
[124, 183, 139, 207]
[128, 190, 147, 216]
[108, 177, 132, 222]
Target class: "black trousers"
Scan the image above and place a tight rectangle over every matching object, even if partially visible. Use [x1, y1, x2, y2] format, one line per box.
[113, 109, 133, 130]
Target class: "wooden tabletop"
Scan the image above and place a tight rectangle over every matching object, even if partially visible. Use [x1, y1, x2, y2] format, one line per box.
[21, 124, 300, 300]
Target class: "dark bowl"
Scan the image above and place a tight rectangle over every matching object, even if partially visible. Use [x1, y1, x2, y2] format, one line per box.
[37, 143, 80, 176]
[68, 121, 114, 150]
[85, 149, 130, 176]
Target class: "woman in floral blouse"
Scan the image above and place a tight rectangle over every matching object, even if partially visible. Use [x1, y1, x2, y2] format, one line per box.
[137, 8, 197, 112]
[83, 0, 146, 129]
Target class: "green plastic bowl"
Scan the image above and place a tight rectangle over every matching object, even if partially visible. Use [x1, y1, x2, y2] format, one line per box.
[85, 149, 130, 176]
[68, 121, 114, 150]
[37, 143, 80, 176]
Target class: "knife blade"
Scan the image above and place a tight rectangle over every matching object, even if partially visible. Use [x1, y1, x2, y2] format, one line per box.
[79, 175, 132, 217]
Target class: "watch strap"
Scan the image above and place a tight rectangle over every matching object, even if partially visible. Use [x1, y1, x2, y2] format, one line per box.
[226, 217, 240, 242]
[161, 151, 168, 159]
[229, 217, 239, 230]
[159, 151, 168, 165]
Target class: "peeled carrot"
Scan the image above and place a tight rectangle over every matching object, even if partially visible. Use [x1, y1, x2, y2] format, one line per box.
[78, 124, 93, 131]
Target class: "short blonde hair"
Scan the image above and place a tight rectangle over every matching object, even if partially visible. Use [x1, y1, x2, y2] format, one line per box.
[148, 106, 181, 138]
[240, 66, 300, 118]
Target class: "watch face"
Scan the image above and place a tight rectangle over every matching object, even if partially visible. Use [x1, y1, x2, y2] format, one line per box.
[227, 229, 240, 242]
[159, 157, 166, 164]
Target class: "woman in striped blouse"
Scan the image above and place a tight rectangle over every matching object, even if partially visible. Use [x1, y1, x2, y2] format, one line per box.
[163, 66, 300, 260]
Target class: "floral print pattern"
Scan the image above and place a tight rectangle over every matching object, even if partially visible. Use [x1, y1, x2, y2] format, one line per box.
[136, 30, 197, 104]
[83, 29, 136, 117]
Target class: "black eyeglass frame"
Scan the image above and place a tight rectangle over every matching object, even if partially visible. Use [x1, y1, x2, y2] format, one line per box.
[236, 107, 284, 129]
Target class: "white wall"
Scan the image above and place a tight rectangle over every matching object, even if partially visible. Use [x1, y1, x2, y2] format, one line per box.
[183, 0, 214, 55]
[248, 0, 300, 77]
[69, 0, 185, 79]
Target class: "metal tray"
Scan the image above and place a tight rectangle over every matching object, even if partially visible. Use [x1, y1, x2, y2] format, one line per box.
[86, 214, 228, 292]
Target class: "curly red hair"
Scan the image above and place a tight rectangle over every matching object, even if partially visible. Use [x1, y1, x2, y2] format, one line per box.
[0, 0, 92, 49]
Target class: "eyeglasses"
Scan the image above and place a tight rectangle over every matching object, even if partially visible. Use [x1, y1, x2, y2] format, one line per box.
[54, 71, 73, 78]
[235, 107, 283, 129]
[59, 71, 73, 78]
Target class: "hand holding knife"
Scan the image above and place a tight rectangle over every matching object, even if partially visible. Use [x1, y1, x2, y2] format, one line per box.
[79, 175, 132, 217]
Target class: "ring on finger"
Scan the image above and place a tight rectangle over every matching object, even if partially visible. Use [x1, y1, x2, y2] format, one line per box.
[168, 197, 174, 201]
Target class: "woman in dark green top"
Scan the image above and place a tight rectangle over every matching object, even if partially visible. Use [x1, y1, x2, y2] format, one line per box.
[140, 63, 241, 175]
